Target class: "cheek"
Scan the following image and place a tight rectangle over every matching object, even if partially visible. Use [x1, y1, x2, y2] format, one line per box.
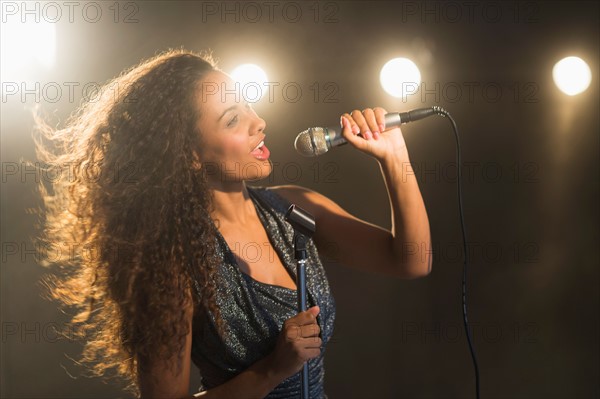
[222, 135, 248, 156]
[201, 134, 248, 163]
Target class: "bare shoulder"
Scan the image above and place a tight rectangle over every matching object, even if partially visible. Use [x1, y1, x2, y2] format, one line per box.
[269, 184, 319, 203]
[268, 185, 347, 219]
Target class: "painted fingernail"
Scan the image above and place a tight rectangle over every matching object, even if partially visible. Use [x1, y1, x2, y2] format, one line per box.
[342, 117, 349, 129]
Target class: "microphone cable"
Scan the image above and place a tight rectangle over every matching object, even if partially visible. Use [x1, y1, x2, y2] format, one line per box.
[294, 106, 481, 397]
[431, 106, 481, 399]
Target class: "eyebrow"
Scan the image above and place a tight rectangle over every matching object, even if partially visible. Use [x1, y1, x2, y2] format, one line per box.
[218, 105, 238, 121]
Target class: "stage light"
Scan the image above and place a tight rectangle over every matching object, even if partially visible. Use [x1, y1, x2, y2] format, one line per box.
[380, 58, 421, 98]
[553, 56, 592, 96]
[230, 64, 269, 102]
[0, 18, 56, 78]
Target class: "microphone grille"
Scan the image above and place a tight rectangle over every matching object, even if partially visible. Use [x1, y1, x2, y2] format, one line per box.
[294, 128, 328, 157]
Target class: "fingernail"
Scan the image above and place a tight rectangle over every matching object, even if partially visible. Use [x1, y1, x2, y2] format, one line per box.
[379, 123, 385, 132]
[364, 131, 372, 140]
[373, 131, 380, 139]
[352, 125, 359, 134]
[340, 116, 344, 128]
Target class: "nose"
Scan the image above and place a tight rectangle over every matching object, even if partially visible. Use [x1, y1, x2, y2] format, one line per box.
[257, 116, 266, 133]
[251, 111, 266, 135]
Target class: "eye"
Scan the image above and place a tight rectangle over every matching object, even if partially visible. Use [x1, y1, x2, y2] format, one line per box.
[227, 114, 238, 127]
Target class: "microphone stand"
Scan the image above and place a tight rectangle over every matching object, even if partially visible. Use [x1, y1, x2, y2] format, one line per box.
[284, 204, 316, 399]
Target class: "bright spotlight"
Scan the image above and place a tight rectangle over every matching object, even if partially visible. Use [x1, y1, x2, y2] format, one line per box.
[380, 58, 422, 98]
[0, 18, 56, 77]
[553, 56, 592, 96]
[230, 64, 268, 102]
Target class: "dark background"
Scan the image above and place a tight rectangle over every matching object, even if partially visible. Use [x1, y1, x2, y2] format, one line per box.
[1, 1, 598, 398]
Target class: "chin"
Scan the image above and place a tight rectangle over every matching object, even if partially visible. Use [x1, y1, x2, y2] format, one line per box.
[244, 159, 273, 181]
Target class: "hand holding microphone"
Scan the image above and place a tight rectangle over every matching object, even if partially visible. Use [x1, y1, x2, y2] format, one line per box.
[294, 107, 439, 160]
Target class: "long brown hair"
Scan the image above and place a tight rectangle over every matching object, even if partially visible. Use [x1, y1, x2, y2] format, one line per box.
[34, 49, 227, 395]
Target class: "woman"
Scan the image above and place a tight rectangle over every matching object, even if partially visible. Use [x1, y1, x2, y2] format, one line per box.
[36, 49, 431, 398]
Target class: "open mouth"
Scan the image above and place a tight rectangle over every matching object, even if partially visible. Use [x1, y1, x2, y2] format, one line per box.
[252, 140, 264, 152]
[250, 140, 270, 160]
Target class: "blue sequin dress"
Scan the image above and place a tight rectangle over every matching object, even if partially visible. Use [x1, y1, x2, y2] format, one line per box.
[190, 186, 336, 398]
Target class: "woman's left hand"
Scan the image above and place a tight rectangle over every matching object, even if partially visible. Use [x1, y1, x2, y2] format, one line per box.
[340, 107, 409, 163]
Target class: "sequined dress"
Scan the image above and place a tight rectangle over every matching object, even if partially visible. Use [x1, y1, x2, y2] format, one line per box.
[190, 186, 336, 399]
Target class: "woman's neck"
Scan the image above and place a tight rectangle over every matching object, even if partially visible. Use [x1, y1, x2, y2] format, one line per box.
[209, 180, 258, 226]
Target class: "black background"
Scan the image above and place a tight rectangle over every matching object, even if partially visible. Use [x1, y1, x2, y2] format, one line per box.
[1, 1, 598, 398]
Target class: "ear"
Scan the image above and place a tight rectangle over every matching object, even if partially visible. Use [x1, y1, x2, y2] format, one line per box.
[191, 150, 202, 170]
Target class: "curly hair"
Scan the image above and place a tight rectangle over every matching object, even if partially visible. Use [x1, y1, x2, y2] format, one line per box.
[33, 49, 228, 396]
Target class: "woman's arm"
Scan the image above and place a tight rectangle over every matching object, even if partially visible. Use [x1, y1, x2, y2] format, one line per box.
[272, 107, 432, 279]
[138, 289, 295, 399]
[190, 353, 286, 399]
[140, 324, 285, 399]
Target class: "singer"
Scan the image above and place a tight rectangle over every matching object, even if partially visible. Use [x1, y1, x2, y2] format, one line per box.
[35, 49, 431, 399]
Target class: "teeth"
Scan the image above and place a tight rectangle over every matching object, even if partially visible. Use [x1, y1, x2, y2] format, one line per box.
[253, 141, 264, 151]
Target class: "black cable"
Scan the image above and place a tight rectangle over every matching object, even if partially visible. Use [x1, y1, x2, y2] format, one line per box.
[432, 106, 481, 399]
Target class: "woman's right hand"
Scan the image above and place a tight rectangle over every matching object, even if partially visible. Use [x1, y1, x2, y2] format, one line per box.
[267, 305, 322, 380]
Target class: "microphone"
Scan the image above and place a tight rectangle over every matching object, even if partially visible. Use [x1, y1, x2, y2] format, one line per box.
[294, 107, 440, 157]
